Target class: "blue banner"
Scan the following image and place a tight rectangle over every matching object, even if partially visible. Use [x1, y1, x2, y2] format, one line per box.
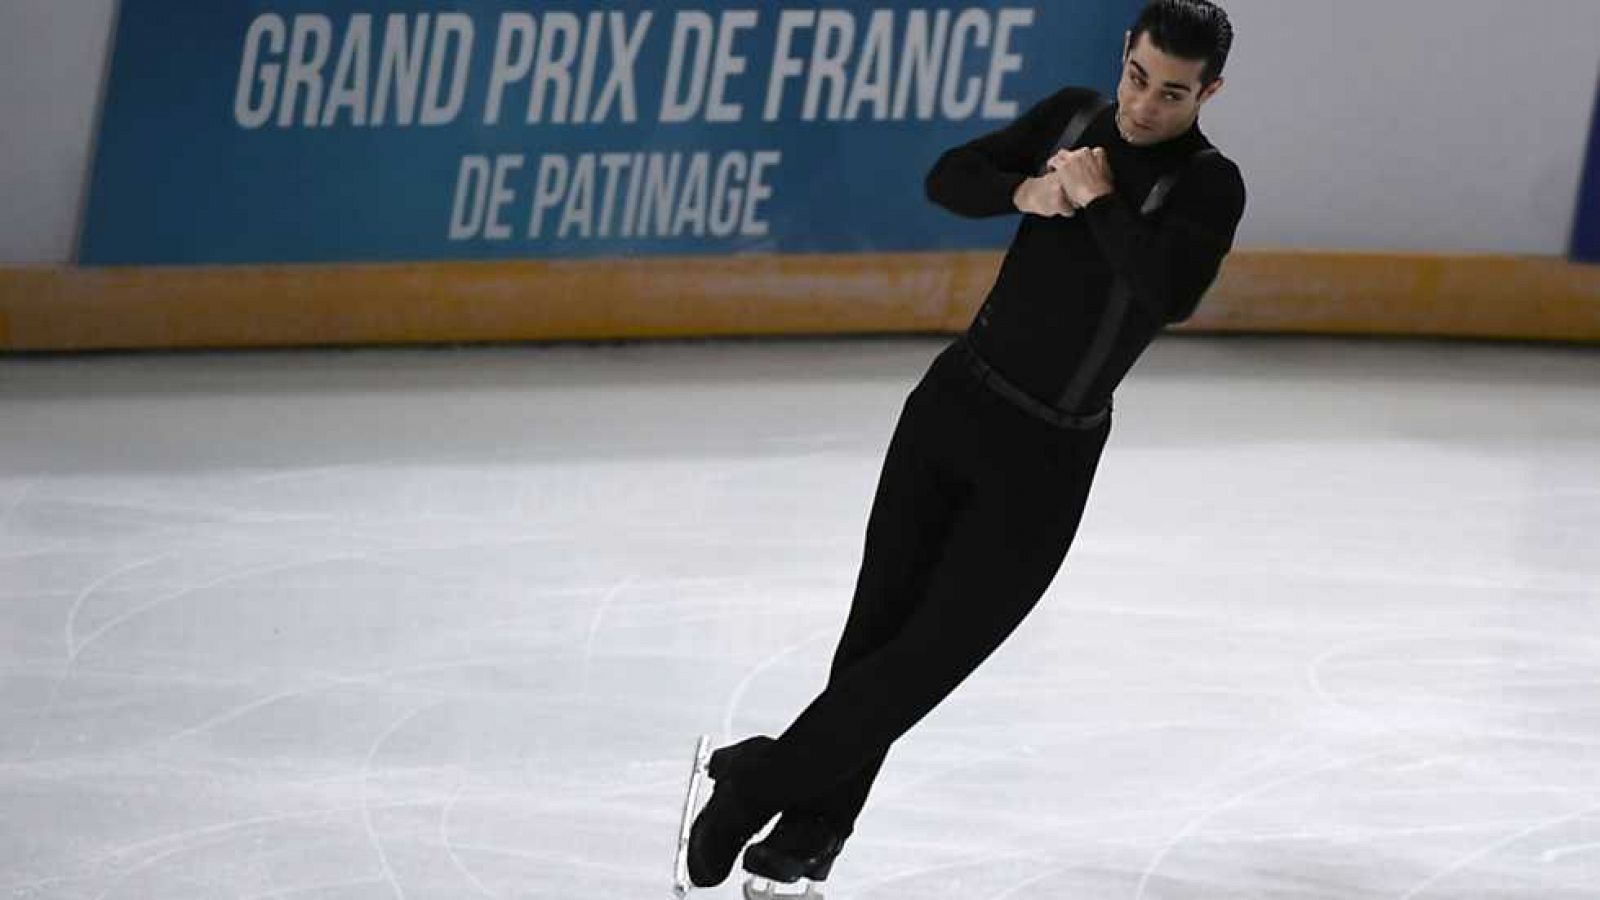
[1572, 72, 1600, 264]
[80, 0, 1139, 265]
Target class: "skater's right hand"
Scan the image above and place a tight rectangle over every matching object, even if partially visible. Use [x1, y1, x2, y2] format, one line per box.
[1012, 170, 1079, 218]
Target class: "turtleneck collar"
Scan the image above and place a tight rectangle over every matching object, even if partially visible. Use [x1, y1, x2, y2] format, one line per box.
[1108, 104, 1206, 158]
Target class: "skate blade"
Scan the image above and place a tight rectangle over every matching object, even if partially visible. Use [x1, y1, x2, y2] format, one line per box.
[671, 734, 713, 898]
[743, 876, 825, 900]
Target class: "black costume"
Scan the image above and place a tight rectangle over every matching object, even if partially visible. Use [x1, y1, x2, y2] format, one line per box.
[738, 84, 1247, 845]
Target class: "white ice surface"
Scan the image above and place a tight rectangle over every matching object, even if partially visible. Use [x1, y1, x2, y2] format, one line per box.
[1, 335, 1597, 899]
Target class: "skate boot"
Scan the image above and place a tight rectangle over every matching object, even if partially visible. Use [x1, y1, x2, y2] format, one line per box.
[708, 735, 776, 781]
[741, 812, 850, 900]
[685, 739, 781, 889]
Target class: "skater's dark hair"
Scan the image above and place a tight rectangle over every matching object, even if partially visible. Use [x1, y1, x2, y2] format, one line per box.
[1128, 0, 1233, 88]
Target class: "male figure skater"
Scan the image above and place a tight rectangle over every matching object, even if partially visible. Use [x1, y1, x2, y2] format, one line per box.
[683, 1, 1246, 892]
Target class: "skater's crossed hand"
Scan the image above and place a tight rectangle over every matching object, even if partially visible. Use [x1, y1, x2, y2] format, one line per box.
[1013, 147, 1115, 219]
[1047, 147, 1116, 210]
[1013, 168, 1077, 218]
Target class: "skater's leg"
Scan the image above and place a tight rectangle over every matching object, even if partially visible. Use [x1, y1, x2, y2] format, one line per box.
[742, 418, 1110, 814]
[782, 381, 966, 827]
[830, 381, 967, 666]
[778, 611, 906, 828]
[690, 375, 965, 889]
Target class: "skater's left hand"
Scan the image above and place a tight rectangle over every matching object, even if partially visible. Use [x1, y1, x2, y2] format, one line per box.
[1047, 148, 1115, 210]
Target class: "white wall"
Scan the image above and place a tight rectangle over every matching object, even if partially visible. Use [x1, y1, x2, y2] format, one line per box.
[2, 0, 1598, 263]
[1205, 0, 1600, 255]
[0, 0, 118, 265]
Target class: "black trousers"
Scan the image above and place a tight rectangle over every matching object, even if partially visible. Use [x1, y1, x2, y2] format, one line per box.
[745, 338, 1112, 829]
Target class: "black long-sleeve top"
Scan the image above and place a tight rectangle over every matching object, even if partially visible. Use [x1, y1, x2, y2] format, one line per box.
[925, 86, 1247, 414]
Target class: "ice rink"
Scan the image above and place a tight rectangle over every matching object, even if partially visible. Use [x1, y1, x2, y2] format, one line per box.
[2, 334, 1597, 899]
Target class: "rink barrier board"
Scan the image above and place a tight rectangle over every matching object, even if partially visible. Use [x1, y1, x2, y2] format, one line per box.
[2, 250, 1599, 351]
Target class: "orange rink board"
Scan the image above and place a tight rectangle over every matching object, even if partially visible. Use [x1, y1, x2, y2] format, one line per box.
[2, 250, 1598, 352]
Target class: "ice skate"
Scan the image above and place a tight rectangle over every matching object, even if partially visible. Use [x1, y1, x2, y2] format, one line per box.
[740, 811, 849, 900]
[671, 735, 713, 898]
[708, 734, 776, 781]
[678, 736, 782, 891]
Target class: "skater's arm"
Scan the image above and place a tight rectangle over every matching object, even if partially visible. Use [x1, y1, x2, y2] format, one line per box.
[924, 87, 1096, 219]
[1081, 156, 1246, 324]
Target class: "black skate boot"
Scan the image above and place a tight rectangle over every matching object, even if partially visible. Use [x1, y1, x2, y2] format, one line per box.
[708, 735, 776, 782]
[686, 739, 781, 889]
[741, 812, 851, 900]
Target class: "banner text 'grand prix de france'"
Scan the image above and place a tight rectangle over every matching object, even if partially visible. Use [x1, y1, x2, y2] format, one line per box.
[81, 1, 1138, 265]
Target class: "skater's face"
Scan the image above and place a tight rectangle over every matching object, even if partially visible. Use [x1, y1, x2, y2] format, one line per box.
[1114, 31, 1225, 147]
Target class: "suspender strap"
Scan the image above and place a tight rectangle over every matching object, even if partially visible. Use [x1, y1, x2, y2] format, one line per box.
[1039, 95, 1113, 174]
[1053, 148, 1222, 412]
[1141, 147, 1221, 215]
[1054, 280, 1133, 411]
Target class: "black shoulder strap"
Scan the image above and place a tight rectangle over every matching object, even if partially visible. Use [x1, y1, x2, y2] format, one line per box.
[1039, 94, 1112, 174]
[1140, 147, 1222, 215]
[1052, 145, 1226, 414]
